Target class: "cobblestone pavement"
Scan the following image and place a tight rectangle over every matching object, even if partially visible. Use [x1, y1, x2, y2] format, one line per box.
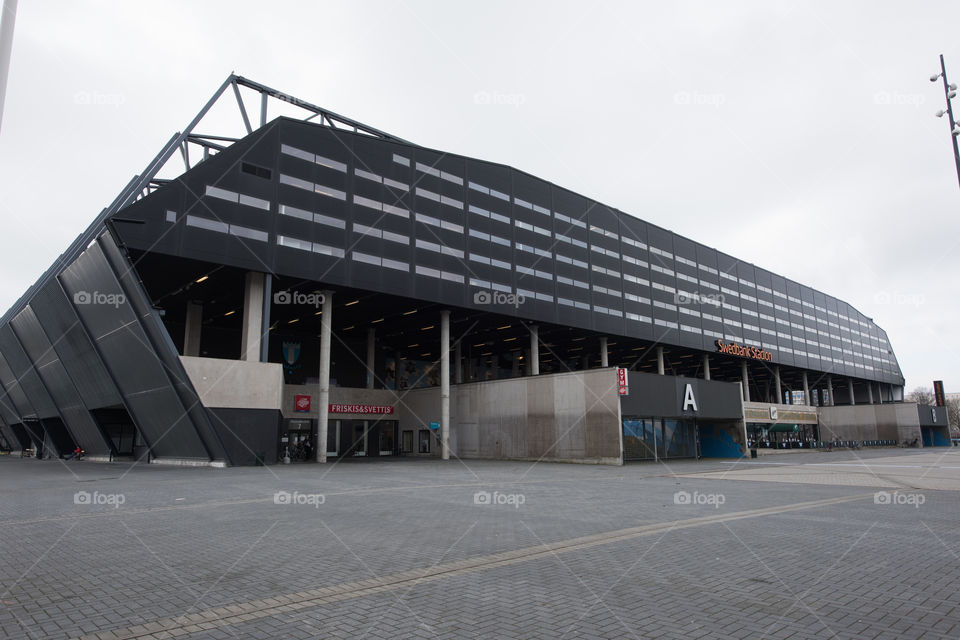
[0, 448, 957, 639]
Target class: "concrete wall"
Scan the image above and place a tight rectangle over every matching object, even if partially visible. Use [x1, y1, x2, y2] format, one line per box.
[817, 403, 922, 444]
[180, 356, 283, 409]
[398, 369, 622, 464]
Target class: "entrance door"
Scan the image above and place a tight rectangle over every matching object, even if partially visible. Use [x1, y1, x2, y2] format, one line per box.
[285, 419, 314, 462]
[623, 417, 697, 461]
[378, 421, 397, 456]
[342, 420, 368, 457]
[332, 420, 399, 458]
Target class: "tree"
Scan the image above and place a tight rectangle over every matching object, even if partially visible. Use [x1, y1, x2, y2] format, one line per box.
[906, 386, 934, 406]
[947, 397, 960, 435]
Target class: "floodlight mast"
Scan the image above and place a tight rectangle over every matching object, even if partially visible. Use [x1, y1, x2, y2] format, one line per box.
[932, 54, 960, 192]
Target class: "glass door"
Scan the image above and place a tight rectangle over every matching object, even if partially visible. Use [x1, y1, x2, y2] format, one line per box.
[378, 421, 396, 456]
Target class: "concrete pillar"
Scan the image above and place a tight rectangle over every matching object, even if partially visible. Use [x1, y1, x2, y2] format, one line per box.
[848, 379, 856, 406]
[184, 301, 202, 357]
[827, 375, 834, 406]
[600, 337, 608, 368]
[455, 339, 462, 384]
[240, 272, 266, 361]
[365, 328, 376, 390]
[529, 325, 540, 376]
[802, 372, 810, 406]
[440, 310, 451, 460]
[260, 274, 272, 362]
[316, 290, 333, 462]
[703, 354, 710, 380]
[657, 346, 665, 375]
[394, 350, 403, 390]
[867, 383, 874, 405]
[774, 366, 782, 404]
[741, 360, 750, 402]
[877, 383, 884, 404]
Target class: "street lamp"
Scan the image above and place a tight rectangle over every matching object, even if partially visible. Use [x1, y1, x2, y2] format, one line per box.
[931, 54, 960, 191]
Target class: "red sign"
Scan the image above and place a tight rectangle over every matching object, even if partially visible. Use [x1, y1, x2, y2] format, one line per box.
[294, 395, 311, 412]
[329, 404, 395, 415]
[617, 368, 629, 396]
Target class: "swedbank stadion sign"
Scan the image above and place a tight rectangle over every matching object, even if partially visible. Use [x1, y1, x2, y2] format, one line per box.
[715, 339, 772, 362]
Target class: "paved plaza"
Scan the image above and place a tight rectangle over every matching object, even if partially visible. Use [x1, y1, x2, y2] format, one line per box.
[0, 448, 958, 639]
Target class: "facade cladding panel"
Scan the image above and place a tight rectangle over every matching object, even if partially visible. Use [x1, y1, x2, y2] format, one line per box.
[110, 117, 903, 385]
[0, 350, 34, 420]
[30, 279, 123, 410]
[0, 324, 59, 419]
[9, 306, 111, 456]
[58, 241, 212, 460]
[99, 235, 226, 463]
[0, 418, 18, 450]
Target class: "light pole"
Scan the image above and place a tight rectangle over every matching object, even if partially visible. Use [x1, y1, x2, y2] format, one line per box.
[931, 54, 960, 192]
[0, 0, 18, 136]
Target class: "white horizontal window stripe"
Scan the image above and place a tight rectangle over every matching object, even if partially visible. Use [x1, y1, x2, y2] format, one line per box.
[382, 203, 409, 218]
[382, 230, 408, 245]
[352, 252, 408, 272]
[204, 185, 238, 203]
[315, 184, 346, 201]
[280, 144, 315, 163]
[279, 174, 314, 192]
[314, 154, 347, 172]
[279, 203, 312, 222]
[415, 187, 440, 203]
[229, 225, 268, 242]
[186, 215, 228, 234]
[185, 215, 268, 242]
[277, 235, 312, 251]
[238, 194, 270, 210]
[277, 234, 344, 257]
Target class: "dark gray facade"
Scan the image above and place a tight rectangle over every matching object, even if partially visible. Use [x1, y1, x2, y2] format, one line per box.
[113, 117, 903, 385]
[0, 105, 905, 464]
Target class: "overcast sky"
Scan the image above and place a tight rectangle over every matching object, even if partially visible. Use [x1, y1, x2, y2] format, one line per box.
[1, 1, 959, 393]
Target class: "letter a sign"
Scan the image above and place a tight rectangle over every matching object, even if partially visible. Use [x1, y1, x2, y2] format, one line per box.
[682, 383, 698, 412]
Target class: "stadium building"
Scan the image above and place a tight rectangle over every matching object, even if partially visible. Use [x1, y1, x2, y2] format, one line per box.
[0, 76, 949, 466]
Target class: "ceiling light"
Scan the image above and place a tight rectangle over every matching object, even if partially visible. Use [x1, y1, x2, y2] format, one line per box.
[194, 276, 209, 284]
[403, 309, 418, 315]
[345, 299, 359, 306]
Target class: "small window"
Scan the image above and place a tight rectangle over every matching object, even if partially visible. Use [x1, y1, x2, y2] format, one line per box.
[418, 429, 431, 454]
[241, 162, 272, 180]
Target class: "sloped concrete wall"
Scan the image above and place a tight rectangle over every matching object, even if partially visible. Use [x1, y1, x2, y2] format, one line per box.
[180, 356, 283, 410]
